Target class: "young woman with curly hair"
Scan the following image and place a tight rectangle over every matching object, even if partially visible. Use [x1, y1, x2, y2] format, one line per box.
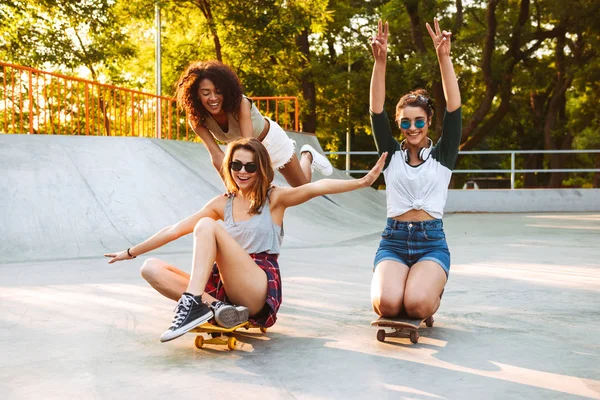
[175, 60, 333, 187]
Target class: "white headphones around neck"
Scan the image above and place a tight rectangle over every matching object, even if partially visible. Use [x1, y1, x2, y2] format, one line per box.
[400, 137, 433, 163]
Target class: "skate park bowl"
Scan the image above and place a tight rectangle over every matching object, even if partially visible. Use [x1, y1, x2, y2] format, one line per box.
[1, 132, 599, 399]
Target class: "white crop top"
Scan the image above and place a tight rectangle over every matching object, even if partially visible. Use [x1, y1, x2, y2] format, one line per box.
[370, 107, 462, 219]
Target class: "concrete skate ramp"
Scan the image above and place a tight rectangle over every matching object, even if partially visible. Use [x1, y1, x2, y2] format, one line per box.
[0, 133, 386, 263]
[2, 133, 600, 399]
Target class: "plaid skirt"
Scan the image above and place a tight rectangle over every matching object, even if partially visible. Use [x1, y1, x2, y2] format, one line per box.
[204, 252, 282, 328]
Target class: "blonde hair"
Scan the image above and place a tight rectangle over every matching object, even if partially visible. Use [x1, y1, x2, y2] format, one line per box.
[223, 138, 274, 215]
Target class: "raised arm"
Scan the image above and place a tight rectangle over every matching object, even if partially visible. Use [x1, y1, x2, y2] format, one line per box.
[369, 20, 388, 114]
[190, 121, 226, 180]
[272, 153, 387, 209]
[104, 196, 224, 264]
[426, 18, 461, 112]
[369, 21, 398, 168]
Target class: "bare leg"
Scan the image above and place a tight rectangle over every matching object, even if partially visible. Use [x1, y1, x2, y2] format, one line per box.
[278, 153, 311, 187]
[403, 260, 447, 319]
[370, 260, 410, 317]
[187, 217, 269, 315]
[299, 151, 313, 181]
[139, 258, 217, 303]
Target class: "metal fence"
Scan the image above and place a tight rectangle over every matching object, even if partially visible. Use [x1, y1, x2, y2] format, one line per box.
[324, 149, 600, 189]
[0, 61, 299, 140]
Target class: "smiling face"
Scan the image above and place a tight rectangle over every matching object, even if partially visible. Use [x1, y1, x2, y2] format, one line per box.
[397, 106, 431, 148]
[198, 79, 224, 116]
[223, 138, 274, 215]
[230, 148, 258, 190]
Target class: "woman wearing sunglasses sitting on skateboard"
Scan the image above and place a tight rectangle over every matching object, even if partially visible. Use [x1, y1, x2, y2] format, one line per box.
[176, 60, 334, 187]
[368, 18, 461, 321]
[105, 138, 386, 342]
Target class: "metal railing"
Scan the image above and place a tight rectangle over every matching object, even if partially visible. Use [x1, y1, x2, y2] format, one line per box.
[252, 96, 299, 132]
[0, 61, 299, 139]
[324, 149, 600, 189]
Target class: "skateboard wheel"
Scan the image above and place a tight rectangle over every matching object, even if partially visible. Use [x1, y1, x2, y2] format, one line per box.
[376, 329, 386, 342]
[410, 330, 419, 344]
[227, 336, 237, 350]
[194, 336, 204, 349]
[260, 327, 267, 333]
[425, 316, 434, 328]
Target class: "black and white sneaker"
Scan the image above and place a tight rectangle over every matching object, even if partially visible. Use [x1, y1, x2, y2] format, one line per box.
[160, 292, 214, 342]
[211, 301, 250, 328]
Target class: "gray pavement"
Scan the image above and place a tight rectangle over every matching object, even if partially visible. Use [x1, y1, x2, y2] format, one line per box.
[0, 133, 599, 399]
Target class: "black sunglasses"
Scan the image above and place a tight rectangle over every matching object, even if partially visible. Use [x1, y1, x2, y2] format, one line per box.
[229, 161, 258, 173]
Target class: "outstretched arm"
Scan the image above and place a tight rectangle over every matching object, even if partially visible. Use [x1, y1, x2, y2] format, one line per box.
[104, 196, 224, 264]
[273, 153, 387, 209]
[426, 18, 461, 112]
[369, 20, 388, 114]
[190, 121, 226, 181]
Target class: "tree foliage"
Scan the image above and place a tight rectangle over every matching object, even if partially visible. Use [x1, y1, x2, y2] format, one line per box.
[1, 0, 598, 187]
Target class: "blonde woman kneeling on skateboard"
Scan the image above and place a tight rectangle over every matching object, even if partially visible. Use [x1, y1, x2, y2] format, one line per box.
[105, 138, 386, 342]
[368, 18, 461, 320]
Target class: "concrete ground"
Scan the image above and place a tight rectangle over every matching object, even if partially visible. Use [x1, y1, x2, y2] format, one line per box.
[0, 134, 599, 399]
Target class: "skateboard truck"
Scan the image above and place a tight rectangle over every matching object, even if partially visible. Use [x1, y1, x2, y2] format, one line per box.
[371, 316, 434, 344]
[190, 321, 267, 350]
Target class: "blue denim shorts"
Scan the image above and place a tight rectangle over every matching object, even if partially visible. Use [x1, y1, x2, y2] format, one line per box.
[373, 218, 450, 277]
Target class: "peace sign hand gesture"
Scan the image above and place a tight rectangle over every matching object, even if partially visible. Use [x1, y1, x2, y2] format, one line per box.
[426, 18, 452, 58]
[370, 20, 389, 63]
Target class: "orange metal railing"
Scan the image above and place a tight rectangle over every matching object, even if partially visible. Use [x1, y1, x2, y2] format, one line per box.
[252, 96, 299, 132]
[0, 61, 299, 140]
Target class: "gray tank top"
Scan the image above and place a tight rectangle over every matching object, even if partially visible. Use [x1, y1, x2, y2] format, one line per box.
[222, 193, 283, 255]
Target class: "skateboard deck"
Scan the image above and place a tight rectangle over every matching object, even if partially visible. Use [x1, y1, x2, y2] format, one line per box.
[190, 321, 267, 350]
[371, 316, 434, 344]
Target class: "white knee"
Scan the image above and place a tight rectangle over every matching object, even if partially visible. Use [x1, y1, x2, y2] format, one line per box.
[140, 258, 165, 283]
[403, 291, 435, 319]
[193, 217, 217, 238]
[373, 295, 402, 318]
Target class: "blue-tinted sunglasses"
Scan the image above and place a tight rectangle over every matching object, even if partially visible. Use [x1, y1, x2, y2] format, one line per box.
[399, 119, 426, 129]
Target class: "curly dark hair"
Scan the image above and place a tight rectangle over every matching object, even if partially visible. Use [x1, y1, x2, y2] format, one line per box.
[175, 60, 244, 127]
[395, 88, 434, 122]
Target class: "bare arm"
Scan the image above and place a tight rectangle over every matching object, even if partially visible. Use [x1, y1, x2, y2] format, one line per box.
[190, 120, 226, 180]
[369, 20, 388, 114]
[426, 18, 461, 112]
[104, 196, 225, 263]
[238, 97, 254, 138]
[272, 153, 387, 209]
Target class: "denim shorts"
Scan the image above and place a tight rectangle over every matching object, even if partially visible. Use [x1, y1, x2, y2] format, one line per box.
[373, 218, 450, 277]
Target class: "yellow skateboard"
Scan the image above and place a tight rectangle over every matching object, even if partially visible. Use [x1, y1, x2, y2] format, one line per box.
[190, 321, 267, 350]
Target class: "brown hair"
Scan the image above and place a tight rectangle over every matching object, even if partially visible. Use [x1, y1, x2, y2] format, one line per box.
[175, 60, 244, 127]
[395, 88, 434, 122]
[223, 138, 274, 215]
